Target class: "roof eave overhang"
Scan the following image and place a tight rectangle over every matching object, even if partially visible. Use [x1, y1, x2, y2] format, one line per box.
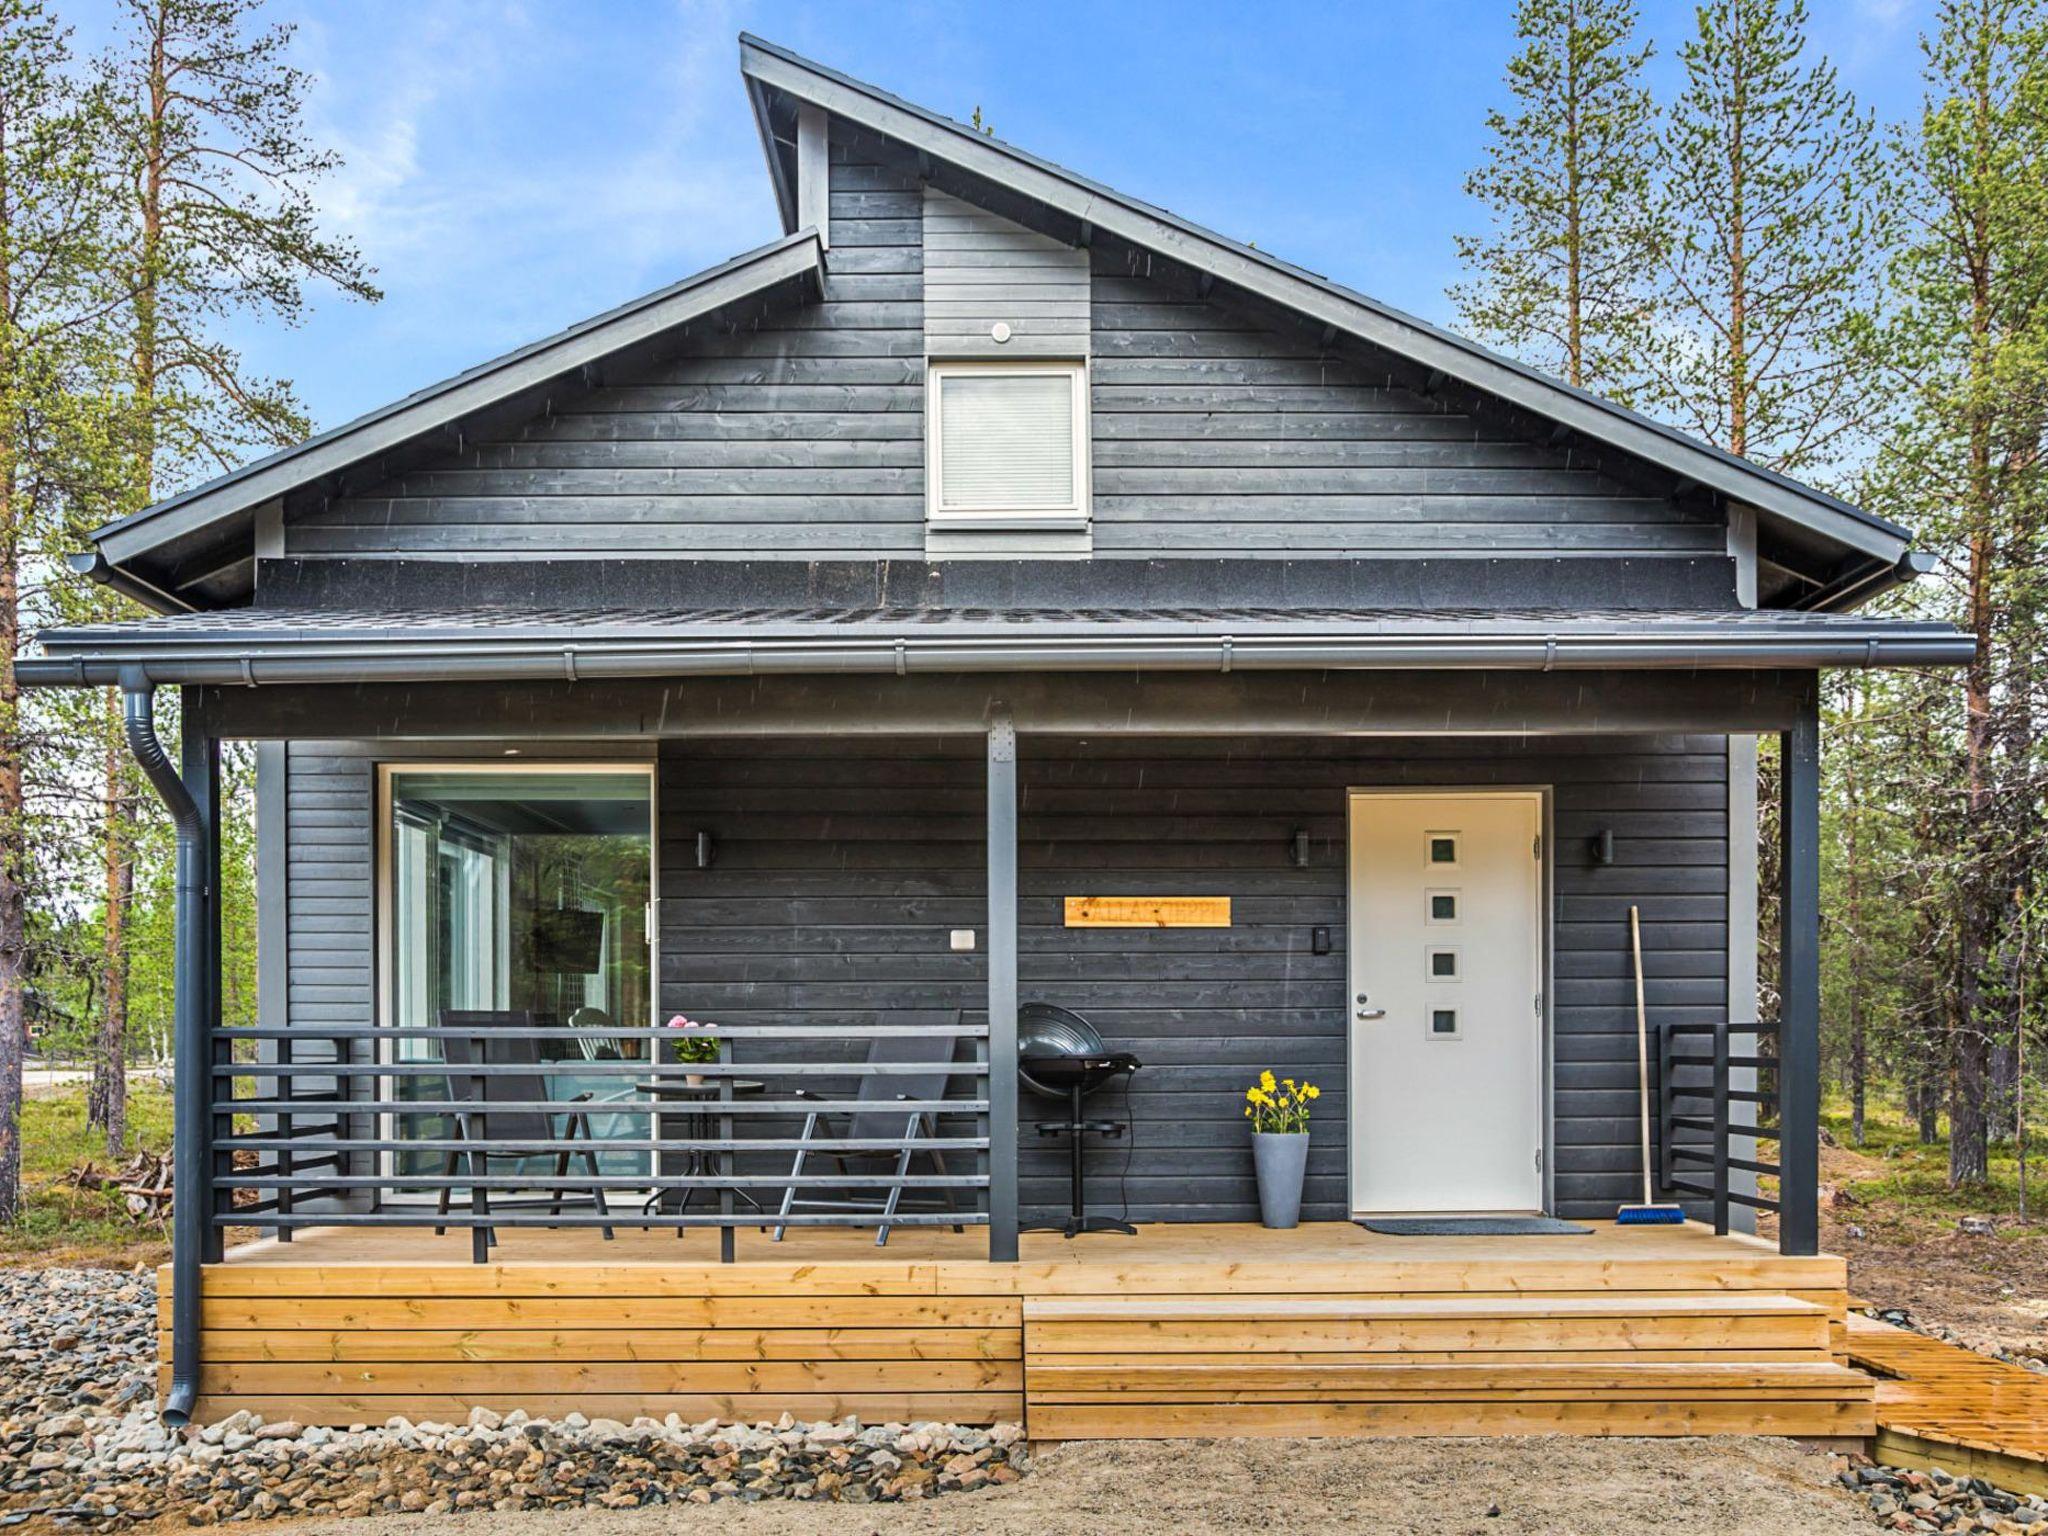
[739, 36, 1910, 572]
[19, 626, 1980, 689]
[90, 229, 828, 582]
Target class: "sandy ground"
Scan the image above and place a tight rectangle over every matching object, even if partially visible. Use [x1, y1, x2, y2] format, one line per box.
[255, 1438, 1869, 1536]
[1795, 1139, 2048, 1356]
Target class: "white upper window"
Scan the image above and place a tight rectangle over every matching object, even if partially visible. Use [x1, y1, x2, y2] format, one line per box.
[927, 361, 1089, 526]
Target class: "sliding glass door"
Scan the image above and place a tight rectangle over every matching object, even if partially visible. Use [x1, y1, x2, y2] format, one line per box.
[382, 764, 655, 1181]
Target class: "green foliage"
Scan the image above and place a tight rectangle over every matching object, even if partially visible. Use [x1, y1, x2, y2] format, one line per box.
[1452, 0, 1661, 397]
[1648, 0, 1893, 477]
[3, 1080, 171, 1262]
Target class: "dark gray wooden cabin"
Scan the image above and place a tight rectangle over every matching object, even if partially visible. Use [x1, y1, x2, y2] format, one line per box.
[26, 36, 1967, 1376]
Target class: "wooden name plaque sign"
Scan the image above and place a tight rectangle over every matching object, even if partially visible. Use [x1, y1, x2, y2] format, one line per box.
[1064, 896, 1232, 928]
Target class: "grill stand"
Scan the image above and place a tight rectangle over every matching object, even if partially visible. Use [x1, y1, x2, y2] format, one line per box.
[1023, 1077, 1137, 1238]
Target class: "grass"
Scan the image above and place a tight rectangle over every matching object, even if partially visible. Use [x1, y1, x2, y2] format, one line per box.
[1821, 1089, 2048, 1238]
[4, 1079, 173, 1266]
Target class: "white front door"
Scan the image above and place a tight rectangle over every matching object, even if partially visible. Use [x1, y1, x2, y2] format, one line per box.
[1347, 790, 1545, 1214]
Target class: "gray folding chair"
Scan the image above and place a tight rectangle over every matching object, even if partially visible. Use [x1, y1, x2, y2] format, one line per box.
[433, 1009, 615, 1261]
[772, 1028, 967, 1247]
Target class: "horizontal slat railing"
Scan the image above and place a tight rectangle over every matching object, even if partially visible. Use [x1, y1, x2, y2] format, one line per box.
[1654, 1021, 1782, 1236]
[211, 1019, 993, 1259]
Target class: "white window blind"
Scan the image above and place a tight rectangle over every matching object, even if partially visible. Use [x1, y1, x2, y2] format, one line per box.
[934, 369, 1081, 514]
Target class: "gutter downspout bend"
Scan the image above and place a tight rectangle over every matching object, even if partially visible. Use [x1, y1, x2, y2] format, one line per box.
[121, 679, 205, 1428]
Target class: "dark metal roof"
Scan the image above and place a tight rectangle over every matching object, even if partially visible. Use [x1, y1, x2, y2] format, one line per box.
[21, 603, 1976, 688]
[740, 34, 1911, 570]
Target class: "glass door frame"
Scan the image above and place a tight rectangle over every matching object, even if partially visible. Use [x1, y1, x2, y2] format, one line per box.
[373, 757, 661, 1197]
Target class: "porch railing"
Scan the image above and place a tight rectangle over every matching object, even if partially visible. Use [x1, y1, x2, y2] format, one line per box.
[209, 1018, 992, 1262]
[1654, 1020, 1782, 1237]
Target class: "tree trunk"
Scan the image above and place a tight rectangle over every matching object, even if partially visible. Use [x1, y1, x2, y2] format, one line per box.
[0, 519, 22, 1226]
[1845, 688, 1866, 1147]
[1951, 61, 1998, 1190]
[87, 691, 130, 1157]
[1562, 0, 1583, 388]
[0, 85, 23, 1224]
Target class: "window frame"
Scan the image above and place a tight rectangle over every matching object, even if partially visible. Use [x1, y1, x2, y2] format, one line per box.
[925, 358, 1091, 529]
[373, 759, 661, 1195]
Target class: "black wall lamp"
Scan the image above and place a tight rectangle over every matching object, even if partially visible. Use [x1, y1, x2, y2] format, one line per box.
[695, 830, 716, 869]
[1289, 828, 1312, 868]
[1589, 829, 1615, 866]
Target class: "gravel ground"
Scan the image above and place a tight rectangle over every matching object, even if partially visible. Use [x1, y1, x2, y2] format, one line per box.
[5, 1268, 2046, 1535]
[269, 1436, 1876, 1536]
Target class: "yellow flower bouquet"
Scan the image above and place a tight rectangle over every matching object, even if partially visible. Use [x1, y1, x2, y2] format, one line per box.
[1244, 1069, 1320, 1135]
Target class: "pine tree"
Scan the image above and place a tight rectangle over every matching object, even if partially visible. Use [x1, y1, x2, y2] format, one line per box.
[1867, 0, 2048, 1186]
[0, 0, 123, 1219]
[81, 0, 377, 1153]
[1451, 0, 1660, 398]
[1649, 0, 1891, 479]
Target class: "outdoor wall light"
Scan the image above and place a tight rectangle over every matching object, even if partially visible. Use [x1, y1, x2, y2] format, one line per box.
[1289, 828, 1312, 868]
[695, 830, 716, 869]
[1590, 829, 1615, 865]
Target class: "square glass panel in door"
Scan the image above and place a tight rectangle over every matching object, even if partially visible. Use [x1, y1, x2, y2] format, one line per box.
[387, 767, 653, 1180]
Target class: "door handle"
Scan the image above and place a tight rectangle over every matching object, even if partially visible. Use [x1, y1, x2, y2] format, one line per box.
[1355, 1008, 1387, 1021]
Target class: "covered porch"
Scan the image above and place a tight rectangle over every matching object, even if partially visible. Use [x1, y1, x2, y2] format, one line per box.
[117, 659, 1855, 1435]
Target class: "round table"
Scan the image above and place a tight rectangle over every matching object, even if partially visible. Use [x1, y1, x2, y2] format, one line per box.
[635, 1078, 767, 1227]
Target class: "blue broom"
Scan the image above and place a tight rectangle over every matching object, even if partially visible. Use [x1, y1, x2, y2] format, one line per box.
[1617, 905, 1686, 1225]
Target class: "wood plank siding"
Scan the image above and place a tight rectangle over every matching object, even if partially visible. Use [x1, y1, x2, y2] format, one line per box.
[922, 187, 1088, 358]
[653, 735, 1729, 1226]
[278, 733, 1726, 1226]
[274, 119, 1722, 566]
[1086, 250, 1719, 559]
[283, 135, 928, 560]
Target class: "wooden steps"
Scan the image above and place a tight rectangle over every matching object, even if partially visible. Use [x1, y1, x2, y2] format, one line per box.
[169, 1222, 1861, 1435]
[1024, 1293, 1875, 1440]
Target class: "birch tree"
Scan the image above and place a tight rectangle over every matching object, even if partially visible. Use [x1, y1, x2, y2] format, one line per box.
[1451, 0, 1661, 399]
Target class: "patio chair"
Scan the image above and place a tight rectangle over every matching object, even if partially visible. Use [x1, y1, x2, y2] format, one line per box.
[772, 1023, 969, 1248]
[433, 1008, 615, 1261]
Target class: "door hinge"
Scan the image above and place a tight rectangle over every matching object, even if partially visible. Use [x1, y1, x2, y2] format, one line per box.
[1533, 991, 1543, 1016]
[1533, 833, 1543, 860]
[1534, 1146, 1544, 1173]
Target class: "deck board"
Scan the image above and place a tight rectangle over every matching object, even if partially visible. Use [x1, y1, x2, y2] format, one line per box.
[171, 1220, 1863, 1436]
[1846, 1315, 2048, 1496]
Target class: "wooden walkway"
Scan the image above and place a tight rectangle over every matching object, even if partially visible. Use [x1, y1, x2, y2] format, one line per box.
[1846, 1315, 2048, 1496]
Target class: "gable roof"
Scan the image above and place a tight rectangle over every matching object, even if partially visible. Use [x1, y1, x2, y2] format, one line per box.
[87, 229, 824, 610]
[78, 35, 1917, 615]
[740, 34, 1912, 584]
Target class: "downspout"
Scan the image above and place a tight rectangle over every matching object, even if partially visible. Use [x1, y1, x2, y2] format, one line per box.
[121, 678, 205, 1427]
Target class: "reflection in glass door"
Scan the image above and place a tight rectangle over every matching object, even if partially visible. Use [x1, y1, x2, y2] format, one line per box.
[383, 766, 654, 1183]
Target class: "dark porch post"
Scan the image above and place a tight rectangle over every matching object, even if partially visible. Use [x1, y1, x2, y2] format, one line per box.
[1778, 682, 1821, 1257]
[986, 708, 1019, 1262]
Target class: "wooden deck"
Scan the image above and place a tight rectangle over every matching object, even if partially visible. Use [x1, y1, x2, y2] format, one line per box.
[1847, 1315, 2048, 1495]
[164, 1221, 1873, 1439]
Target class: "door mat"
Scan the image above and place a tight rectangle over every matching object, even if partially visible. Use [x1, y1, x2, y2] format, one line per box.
[1356, 1216, 1591, 1236]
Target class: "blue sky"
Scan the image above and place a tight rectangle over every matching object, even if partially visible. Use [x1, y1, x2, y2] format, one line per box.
[72, 0, 1938, 467]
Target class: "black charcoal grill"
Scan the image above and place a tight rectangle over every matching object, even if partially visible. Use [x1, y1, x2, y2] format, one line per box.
[1018, 1003, 1140, 1238]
